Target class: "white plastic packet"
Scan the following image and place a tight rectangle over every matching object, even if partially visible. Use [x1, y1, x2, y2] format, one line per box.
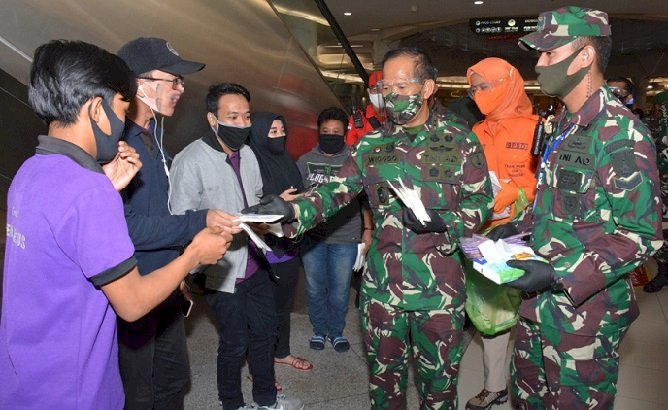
[352, 242, 367, 271]
[389, 179, 431, 224]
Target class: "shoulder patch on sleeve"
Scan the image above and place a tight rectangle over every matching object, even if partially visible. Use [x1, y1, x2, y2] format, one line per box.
[610, 149, 642, 190]
[470, 152, 485, 169]
[610, 150, 637, 178]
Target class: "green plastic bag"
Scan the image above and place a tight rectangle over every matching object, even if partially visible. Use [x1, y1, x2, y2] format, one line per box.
[464, 190, 529, 335]
[464, 258, 522, 336]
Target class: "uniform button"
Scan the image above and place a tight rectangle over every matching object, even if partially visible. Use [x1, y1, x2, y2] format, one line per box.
[563, 262, 571, 268]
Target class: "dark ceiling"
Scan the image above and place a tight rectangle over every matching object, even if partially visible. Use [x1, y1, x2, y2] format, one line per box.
[319, 0, 668, 92]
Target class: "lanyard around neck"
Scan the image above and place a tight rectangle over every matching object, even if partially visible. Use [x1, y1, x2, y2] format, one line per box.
[533, 123, 578, 211]
[540, 123, 576, 167]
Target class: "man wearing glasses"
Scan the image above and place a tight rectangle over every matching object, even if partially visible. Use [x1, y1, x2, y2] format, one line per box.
[607, 77, 635, 109]
[244, 47, 493, 409]
[116, 37, 237, 410]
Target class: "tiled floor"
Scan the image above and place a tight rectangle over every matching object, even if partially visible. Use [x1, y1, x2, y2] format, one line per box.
[183, 270, 668, 409]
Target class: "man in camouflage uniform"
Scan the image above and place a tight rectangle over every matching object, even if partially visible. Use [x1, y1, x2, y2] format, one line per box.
[489, 6, 663, 409]
[245, 48, 493, 409]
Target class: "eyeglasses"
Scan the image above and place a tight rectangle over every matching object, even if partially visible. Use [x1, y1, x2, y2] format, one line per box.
[138, 76, 185, 90]
[377, 78, 422, 94]
[609, 86, 629, 98]
[468, 83, 492, 98]
[468, 77, 508, 98]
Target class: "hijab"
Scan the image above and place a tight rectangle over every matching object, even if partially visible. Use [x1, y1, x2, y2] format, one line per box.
[249, 112, 303, 196]
[466, 57, 533, 123]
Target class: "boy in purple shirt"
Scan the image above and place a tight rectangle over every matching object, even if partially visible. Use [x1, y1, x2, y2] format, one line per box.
[0, 40, 236, 409]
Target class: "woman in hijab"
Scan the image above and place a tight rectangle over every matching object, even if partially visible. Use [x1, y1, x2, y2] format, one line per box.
[248, 112, 313, 372]
[464, 57, 538, 410]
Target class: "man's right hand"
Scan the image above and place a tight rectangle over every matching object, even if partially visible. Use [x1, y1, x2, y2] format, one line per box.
[102, 141, 142, 191]
[487, 222, 519, 241]
[188, 226, 234, 265]
[241, 194, 295, 223]
[206, 209, 243, 234]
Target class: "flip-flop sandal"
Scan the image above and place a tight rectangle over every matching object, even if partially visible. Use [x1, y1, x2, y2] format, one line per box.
[274, 356, 314, 372]
[246, 374, 282, 392]
[329, 336, 350, 353]
[309, 335, 326, 350]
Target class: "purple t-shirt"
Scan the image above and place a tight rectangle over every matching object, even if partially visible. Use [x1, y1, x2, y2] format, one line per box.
[0, 136, 136, 409]
[228, 151, 261, 279]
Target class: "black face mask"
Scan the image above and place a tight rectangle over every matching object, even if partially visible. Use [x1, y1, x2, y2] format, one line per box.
[267, 136, 286, 154]
[318, 133, 345, 154]
[90, 99, 125, 164]
[215, 120, 250, 151]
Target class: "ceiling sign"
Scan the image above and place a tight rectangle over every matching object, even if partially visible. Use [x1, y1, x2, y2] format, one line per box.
[470, 17, 539, 40]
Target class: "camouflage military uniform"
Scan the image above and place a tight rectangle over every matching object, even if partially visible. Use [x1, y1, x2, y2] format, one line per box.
[290, 112, 493, 408]
[511, 86, 663, 409]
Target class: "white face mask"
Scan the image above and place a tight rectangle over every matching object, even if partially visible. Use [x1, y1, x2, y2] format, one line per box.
[138, 83, 160, 113]
[368, 92, 384, 111]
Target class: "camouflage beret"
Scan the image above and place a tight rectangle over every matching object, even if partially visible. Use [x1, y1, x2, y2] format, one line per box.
[519, 6, 611, 51]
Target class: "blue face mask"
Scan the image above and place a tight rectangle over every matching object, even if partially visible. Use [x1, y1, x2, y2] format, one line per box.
[89, 99, 125, 163]
[624, 96, 635, 109]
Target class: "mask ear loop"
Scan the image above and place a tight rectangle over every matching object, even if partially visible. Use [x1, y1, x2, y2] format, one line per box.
[208, 112, 220, 135]
[141, 82, 173, 215]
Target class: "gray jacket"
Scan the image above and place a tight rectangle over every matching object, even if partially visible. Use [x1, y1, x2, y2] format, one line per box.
[170, 135, 263, 292]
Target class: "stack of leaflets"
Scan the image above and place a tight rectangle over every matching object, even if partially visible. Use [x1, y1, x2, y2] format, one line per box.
[460, 234, 546, 284]
[389, 179, 431, 224]
[234, 214, 284, 252]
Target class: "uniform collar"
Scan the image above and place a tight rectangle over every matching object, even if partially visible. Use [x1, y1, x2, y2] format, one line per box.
[562, 85, 610, 128]
[399, 112, 435, 144]
[35, 135, 104, 174]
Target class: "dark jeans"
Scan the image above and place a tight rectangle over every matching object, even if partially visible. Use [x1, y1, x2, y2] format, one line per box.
[301, 239, 357, 338]
[205, 270, 278, 409]
[271, 257, 301, 359]
[117, 291, 189, 410]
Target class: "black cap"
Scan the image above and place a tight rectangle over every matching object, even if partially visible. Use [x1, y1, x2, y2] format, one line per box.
[117, 37, 205, 76]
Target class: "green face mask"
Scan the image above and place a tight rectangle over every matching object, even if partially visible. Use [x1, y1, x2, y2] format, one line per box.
[384, 90, 424, 125]
[535, 47, 589, 99]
